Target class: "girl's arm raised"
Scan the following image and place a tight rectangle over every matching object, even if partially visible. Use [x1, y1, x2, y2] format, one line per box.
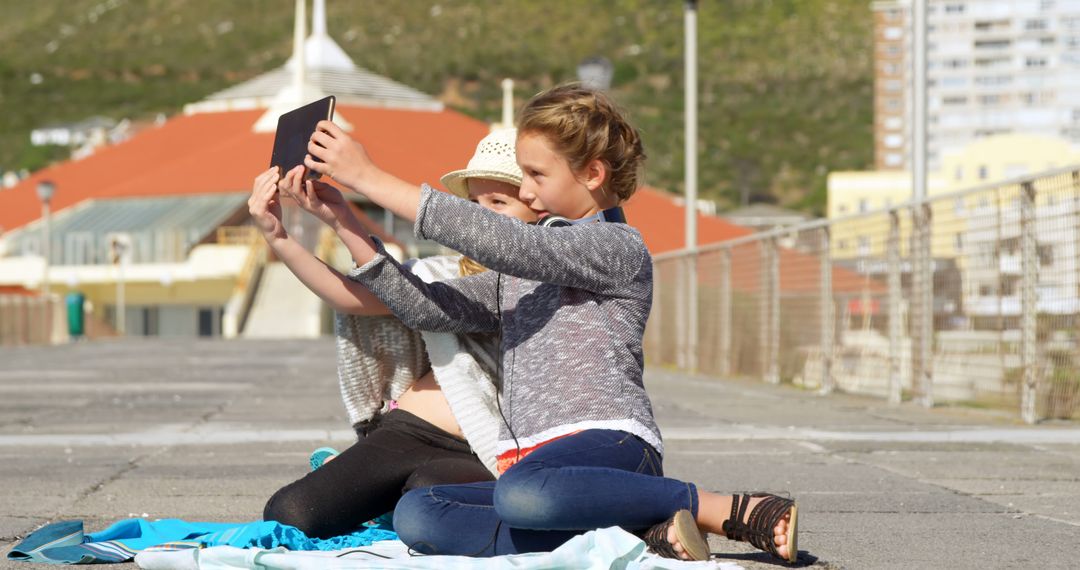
[253, 167, 389, 316]
[415, 186, 649, 294]
[304, 121, 422, 223]
[348, 240, 501, 334]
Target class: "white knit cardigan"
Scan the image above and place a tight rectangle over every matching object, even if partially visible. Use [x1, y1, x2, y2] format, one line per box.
[334, 255, 501, 475]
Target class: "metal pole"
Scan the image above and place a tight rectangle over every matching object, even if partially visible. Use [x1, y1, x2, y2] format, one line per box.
[759, 242, 769, 381]
[768, 238, 780, 384]
[888, 211, 903, 404]
[41, 202, 51, 299]
[116, 258, 126, 335]
[820, 227, 835, 393]
[501, 78, 514, 128]
[913, 0, 927, 204]
[684, 0, 698, 251]
[293, 0, 306, 94]
[911, 0, 934, 408]
[687, 252, 698, 373]
[719, 248, 732, 376]
[1020, 182, 1038, 423]
[683, 0, 699, 374]
[914, 205, 934, 407]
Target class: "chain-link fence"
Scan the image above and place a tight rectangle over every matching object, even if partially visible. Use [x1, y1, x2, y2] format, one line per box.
[647, 166, 1080, 423]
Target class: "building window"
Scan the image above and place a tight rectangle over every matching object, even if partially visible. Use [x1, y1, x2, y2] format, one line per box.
[884, 134, 904, 148]
[975, 75, 1010, 86]
[838, 239, 849, 250]
[955, 197, 966, 214]
[884, 26, 903, 40]
[1026, 56, 1049, 68]
[838, 204, 849, 214]
[955, 234, 963, 252]
[945, 3, 965, 15]
[885, 153, 903, 167]
[885, 117, 903, 130]
[975, 39, 1011, 49]
[859, 198, 869, 213]
[1025, 19, 1048, 31]
[979, 165, 989, 180]
[943, 95, 968, 105]
[857, 236, 871, 256]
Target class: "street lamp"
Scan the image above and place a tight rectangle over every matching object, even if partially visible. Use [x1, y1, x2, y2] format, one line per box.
[576, 56, 613, 91]
[36, 180, 55, 298]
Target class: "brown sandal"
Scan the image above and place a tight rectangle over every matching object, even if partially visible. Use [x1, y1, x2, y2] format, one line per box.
[641, 509, 710, 561]
[722, 493, 799, 563]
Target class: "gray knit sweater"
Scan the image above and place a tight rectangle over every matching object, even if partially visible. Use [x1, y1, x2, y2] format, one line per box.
[351, 185, 661, 458]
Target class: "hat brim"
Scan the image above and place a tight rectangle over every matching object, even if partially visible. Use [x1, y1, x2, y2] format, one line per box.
[439, 169, 522, 198]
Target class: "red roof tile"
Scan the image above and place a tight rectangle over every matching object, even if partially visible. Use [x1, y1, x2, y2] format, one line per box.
[0, 105, 489, 233]
[623, 187, 753, 254]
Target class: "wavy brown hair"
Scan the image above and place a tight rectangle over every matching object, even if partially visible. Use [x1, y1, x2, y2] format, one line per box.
[516, 83, 646, 203]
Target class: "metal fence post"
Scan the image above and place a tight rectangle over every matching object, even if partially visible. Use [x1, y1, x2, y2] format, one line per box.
[759, 241, 770, 382]
[648, 259, 662, 364]
[819, 228, 834, 393]
[1020, 181, 1039, 424]
[719, 248, 732, 376]
[888, 211, 903, 405]
[675, 254, 688, 370]
[912, 203, 934, 407]
[760, 238, 780, 384]
[769, 237, 780, 384]
[687, 250, 699, 374]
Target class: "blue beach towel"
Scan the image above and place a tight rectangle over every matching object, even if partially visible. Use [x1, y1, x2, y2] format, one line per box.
[7, 518, 397, 564]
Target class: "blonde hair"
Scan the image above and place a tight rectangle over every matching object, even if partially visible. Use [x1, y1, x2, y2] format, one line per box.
[517, 83, 646, 203]
[459, 256, 487, 276]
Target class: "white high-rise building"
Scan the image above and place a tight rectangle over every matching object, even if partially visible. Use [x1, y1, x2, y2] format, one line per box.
[873, 0, 1080, 171]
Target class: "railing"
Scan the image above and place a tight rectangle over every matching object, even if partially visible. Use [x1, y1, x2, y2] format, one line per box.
[646, 166, 1080, 423]
[0, 294, 68, 346]
[218, 226, 267, 338]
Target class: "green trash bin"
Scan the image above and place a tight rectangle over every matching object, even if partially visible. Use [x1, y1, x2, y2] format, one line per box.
[66, 292, 85, 338]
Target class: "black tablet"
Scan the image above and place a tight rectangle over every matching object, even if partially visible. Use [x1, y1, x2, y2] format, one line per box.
[269, 95, 336, 179]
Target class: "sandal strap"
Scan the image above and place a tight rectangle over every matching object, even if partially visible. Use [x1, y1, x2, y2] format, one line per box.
[641, 515, 680, 559]
[722, 493, 793, 559]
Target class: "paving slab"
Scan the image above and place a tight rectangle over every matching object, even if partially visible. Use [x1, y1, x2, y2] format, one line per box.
[1, 339, 1077, 570]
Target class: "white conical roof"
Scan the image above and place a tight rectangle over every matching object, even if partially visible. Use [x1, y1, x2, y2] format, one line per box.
[184, 0, 441, 117]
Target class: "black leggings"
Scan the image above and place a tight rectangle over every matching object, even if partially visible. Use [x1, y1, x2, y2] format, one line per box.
[263, 409, 495, 538]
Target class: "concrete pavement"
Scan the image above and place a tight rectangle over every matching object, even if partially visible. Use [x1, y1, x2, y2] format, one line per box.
[0, 338, 1077, 569]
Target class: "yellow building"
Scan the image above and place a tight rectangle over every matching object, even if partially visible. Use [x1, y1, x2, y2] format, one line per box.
[827, 134, 1080, 261]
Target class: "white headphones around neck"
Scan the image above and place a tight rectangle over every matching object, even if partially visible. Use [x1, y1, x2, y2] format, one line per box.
[536, 206, 627, 228]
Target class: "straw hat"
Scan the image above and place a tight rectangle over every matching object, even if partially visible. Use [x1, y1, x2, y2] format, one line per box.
[440, 128, 523, 198]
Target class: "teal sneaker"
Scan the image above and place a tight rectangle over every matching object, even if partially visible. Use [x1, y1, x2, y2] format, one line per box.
[308, 446, 339, 471]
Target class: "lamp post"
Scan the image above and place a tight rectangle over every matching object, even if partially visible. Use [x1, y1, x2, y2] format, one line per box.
[576, 56, 613, 91]
[36, 180, 55, 298]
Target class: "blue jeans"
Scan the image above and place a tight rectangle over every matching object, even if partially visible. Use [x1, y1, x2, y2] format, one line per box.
[392, 429, 699, 556]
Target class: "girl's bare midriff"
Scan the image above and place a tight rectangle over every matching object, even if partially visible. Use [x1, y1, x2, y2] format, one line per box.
[394, 370, 465, 439]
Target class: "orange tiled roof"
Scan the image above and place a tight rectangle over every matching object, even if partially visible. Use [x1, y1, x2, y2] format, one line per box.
[626, 188, 880, 295]
[0, 105, 489, 233]
[623, 187, 754, 254]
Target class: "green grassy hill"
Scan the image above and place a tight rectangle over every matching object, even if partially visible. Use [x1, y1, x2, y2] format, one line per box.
[0, 0, 874, 215]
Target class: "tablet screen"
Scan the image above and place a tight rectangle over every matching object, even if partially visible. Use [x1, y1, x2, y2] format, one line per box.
[269, 95, 336, 178]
